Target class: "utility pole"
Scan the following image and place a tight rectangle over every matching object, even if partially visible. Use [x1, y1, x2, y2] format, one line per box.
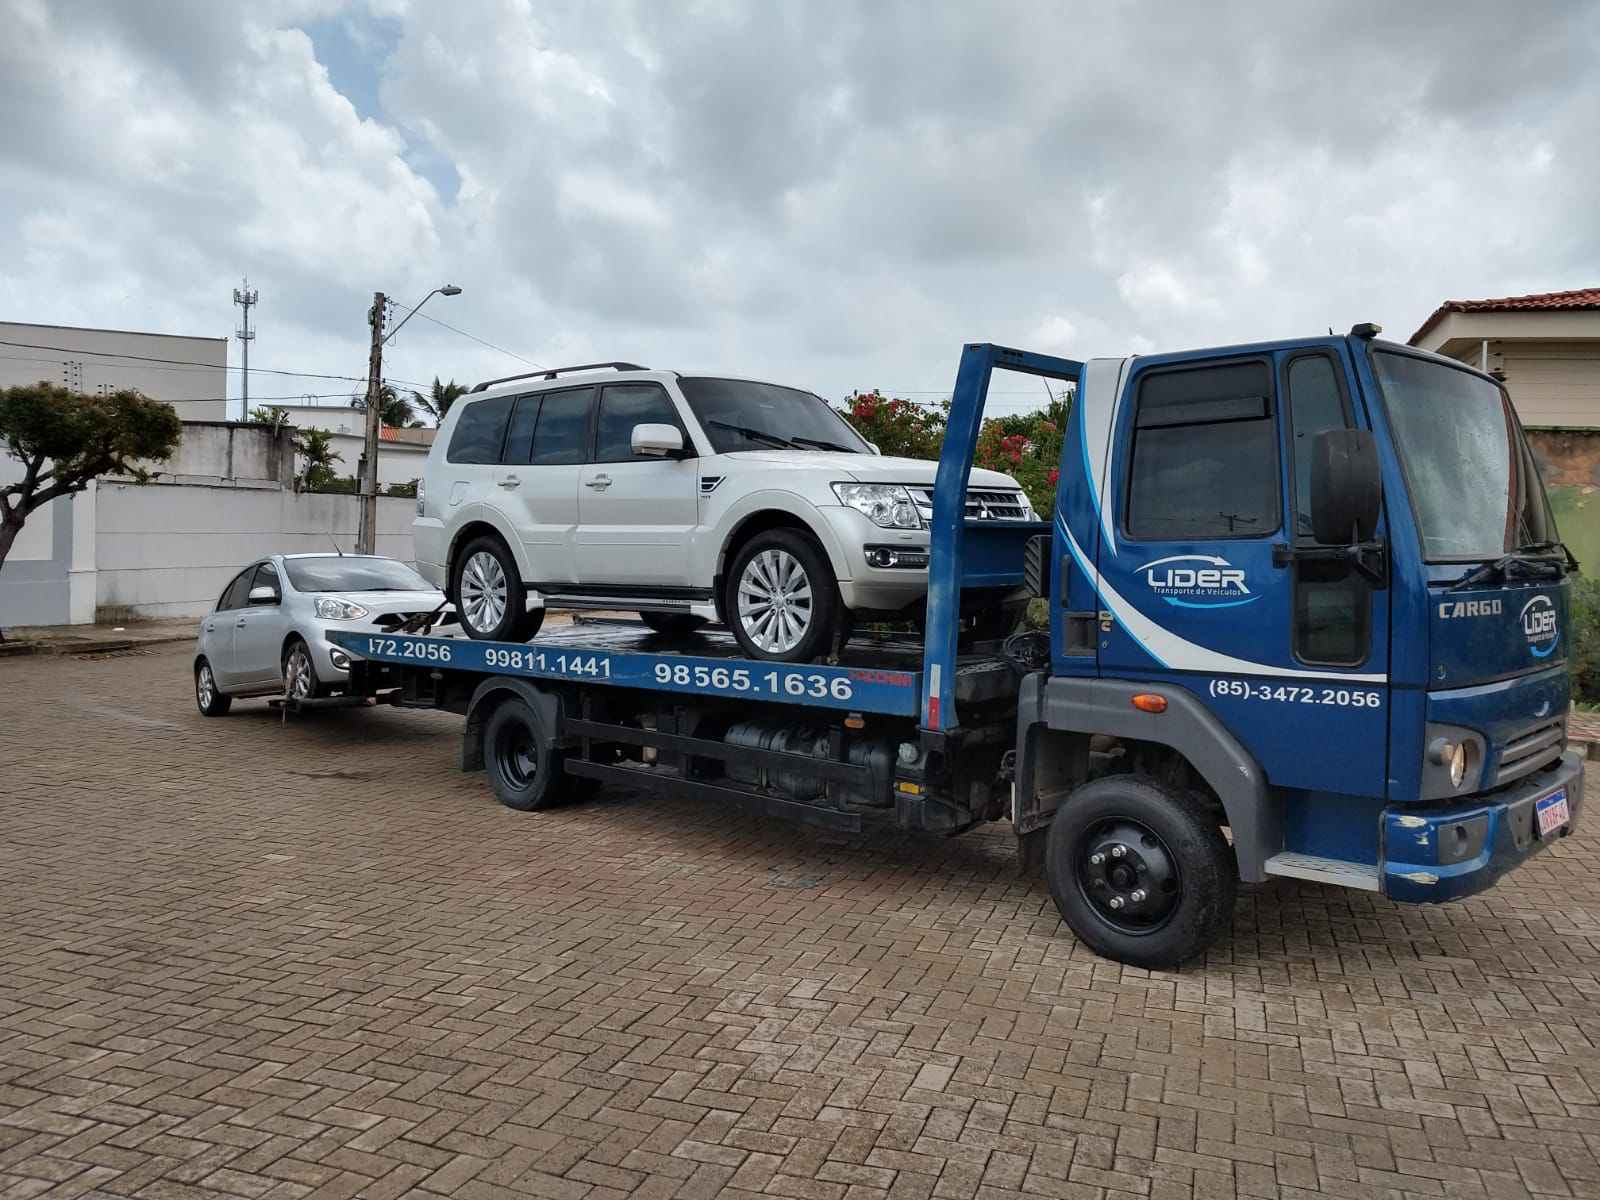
[233, 278, 258, 419]
[357, 291, 385, 554]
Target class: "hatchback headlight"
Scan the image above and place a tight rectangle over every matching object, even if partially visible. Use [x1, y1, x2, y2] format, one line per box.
[832, 483, 922, 529]
[314, 598, 370, 621]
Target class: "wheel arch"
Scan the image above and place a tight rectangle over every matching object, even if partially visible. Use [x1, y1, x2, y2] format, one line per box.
[447, 515, 534, 593]
[712, 504, 847, 616]
[462, 676, 565, 773]
[1015, 674, 1275, 883]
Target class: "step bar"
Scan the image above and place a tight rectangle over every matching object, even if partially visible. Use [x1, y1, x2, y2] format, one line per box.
[1263, 852, 1380, 891]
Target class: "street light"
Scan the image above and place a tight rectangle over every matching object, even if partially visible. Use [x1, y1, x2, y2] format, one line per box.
[357, 282, 463, 553]
[384, 284, 462, 345]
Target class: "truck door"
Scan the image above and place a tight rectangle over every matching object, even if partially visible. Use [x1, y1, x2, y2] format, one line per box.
[1095, 348, 1390, 796]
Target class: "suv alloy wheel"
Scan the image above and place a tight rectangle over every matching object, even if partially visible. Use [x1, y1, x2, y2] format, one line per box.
[453, 536, 546, 642]
[722, 529, 842, 662]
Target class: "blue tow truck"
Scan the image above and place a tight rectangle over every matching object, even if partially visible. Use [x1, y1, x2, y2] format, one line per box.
[333, 327, 1582, 967]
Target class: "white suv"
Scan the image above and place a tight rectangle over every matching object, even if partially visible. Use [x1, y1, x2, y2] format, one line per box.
[413, 363, 1036, 662]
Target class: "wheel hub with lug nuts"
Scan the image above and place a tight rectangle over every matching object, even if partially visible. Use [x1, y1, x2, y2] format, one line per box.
[1077, 817, 1182, 934]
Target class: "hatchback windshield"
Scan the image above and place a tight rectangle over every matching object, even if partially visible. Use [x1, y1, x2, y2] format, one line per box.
[284, 556, 434, 593]
[1373, 351, 1553, 561]
[678, 377, 870, 455]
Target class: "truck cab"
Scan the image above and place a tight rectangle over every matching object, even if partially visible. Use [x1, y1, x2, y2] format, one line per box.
[1011, 329, 1582, 964]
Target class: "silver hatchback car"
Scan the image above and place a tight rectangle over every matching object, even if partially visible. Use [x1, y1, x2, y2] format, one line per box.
[193, 553, 450, 715]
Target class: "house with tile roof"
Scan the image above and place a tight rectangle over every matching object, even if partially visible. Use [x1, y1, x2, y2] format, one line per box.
[1408, 288, 1600, 428]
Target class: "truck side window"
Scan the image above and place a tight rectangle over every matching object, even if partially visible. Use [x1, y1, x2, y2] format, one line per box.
[447, 395, 515, 464]
[1285, 352, 1367, 666]
[1126, 361, 1279, 539]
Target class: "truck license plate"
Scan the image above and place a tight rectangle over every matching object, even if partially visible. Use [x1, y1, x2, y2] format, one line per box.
[1535, 788, 1570, 839]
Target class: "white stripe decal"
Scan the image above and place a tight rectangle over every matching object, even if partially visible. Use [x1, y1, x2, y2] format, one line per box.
[1061, 519, 1387, 683]
[1079, 358, 1129, 558]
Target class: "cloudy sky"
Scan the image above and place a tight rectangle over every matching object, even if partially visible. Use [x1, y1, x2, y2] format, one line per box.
[2, 0, 1597, 420]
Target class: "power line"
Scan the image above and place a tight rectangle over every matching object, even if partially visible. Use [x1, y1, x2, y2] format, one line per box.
[388, 298, 545, 369]
[0, 337, 428, 389]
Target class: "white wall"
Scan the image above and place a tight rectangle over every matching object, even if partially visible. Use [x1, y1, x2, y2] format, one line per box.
[321, 431, 430, 487]
[94, 482, 415, 619]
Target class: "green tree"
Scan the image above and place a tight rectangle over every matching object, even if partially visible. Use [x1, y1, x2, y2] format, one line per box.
[411, 377, 467, 426]
[293, 428, 344, 491]
[0, 382, 182, 578]
[249, 404, 290, 425]
[838, 391, 946, 459]
[351, 383, 422, 429]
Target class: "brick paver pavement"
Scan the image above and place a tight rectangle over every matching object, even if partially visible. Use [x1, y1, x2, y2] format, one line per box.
[4, 646, 1600, 1200]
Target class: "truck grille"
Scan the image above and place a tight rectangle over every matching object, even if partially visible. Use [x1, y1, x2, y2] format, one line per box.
[909, 487, 1031, 522]
[1491, 717, 1566, 787]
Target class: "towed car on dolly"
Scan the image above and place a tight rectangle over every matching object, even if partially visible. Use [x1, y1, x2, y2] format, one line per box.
[193, 553, 451, 715]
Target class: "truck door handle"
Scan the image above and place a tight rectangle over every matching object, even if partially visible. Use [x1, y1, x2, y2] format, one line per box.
[498, 476, 521, 489]
[585, 475, 612, 490]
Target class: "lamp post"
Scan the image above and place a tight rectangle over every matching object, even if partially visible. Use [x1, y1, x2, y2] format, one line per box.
[356, 284, 462, 554]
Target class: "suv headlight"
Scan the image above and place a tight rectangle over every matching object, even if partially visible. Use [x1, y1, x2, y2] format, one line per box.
[314, 598, 370, 621]
[832, 483, 922, 529]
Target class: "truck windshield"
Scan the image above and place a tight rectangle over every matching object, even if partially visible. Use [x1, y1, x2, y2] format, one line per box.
[678, 377, 871, 455]
[1372, 351, 1554, 562]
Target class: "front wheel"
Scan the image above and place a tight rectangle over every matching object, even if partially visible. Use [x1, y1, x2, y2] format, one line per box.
[723, 529, 842, 662]
[454, 537, 544, 642]
[194, 658, 232, 716]
[283, 637, 323, 700]
[1044, 775, 1236, 969]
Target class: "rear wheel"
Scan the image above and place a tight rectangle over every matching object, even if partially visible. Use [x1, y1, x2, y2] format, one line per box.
[483, 698, 567, 811]
[639, 612, 707, 637]
[454, 536, 544, 642]
[194, 658, 231, 716]
[723, 529, 842, 662]
[1044, 775, 1236, 968]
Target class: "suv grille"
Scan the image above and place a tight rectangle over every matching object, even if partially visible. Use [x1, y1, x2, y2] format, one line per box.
[909, 487, 1031, 522]
[1491, 716, 1566, 787]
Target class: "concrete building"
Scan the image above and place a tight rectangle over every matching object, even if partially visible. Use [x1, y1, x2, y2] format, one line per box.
[1408, 288, 1600, 428]
[0, 320, 228, 421]
[256, 402, 435, 488]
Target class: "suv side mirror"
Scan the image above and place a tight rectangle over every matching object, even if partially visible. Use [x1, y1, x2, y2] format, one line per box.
[1311, 428, 1382, 544]
[248, 585, 278, 605]
[632, 423, 685, 458]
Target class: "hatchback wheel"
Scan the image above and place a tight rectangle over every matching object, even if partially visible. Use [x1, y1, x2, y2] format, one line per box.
[194, 658, 232, 716]
[283, 637, 322, 700]
[723, 530, 841, 662]
[454, 536, 544, 642]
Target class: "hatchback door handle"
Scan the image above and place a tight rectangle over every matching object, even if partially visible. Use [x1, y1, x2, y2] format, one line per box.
[585, 475, 612, 490]
[498, 476, 520, 489]
[235, 618, 248, 627]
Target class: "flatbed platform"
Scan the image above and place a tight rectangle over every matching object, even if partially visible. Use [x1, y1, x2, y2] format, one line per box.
[329, 617, 1019, 718]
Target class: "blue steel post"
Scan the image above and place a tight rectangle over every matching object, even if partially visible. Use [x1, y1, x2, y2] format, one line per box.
[919, 344, 1082, 732]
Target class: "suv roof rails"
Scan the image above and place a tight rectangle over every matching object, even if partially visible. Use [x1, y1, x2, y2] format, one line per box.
[467, 362, 650, 394]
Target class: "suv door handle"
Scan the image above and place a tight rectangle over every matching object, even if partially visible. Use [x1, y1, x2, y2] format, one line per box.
[585, 474, 612, 490]
[498, 476, 520, 489]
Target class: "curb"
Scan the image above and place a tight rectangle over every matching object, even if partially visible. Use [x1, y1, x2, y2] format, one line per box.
[0, 633, 194, 659]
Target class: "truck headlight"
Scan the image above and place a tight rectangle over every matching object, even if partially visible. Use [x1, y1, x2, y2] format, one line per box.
[314, 598, 370, 621]
[832, 483, 922, 529]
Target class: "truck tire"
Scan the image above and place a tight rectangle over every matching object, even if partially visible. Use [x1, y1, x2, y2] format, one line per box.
[483, 697, 565, 811]
[639, 612, 707, 637]
[454, 536, 545, 643]
[1044, 775, 1236, 969]
[723, 529, 842, 663]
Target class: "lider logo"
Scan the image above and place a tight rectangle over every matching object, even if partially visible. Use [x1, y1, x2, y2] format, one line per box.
[1140, 554, 1258, 609]
[1521, 595, 1559, 658]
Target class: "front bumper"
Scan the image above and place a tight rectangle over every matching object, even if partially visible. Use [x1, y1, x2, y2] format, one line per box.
[1383, 750, 1583, 903]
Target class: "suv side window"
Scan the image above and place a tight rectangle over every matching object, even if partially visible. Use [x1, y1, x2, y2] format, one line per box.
[1125, 360, 1280, 539]
[502, 393, 541, 464]
[218, 568, 254, 611]
[447, 395, 515, 464]
[250, 561, 281, 604]
[594, 383, 685, 462]
[530, 386, 593, 466]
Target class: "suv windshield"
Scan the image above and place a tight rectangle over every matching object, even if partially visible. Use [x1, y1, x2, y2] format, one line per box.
[679, 377, 870, 455]
[284, 556, 434, 593]
[1373, 350, 1555, 561]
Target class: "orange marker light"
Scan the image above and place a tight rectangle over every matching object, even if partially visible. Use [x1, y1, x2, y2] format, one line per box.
[1131, 693, 1168, 714]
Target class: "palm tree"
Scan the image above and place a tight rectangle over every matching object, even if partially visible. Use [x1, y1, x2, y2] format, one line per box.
[350, 383, 421, 428]
[412, 376, 468, 426]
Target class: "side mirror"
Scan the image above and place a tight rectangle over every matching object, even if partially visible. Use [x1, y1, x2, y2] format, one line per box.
[632, 423, 685, 458]
[1311, 429, 1382, 544]
[248, 585, 278, 605]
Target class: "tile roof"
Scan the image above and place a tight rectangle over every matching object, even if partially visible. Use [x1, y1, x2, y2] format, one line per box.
[1410, 287, 1600, 343]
